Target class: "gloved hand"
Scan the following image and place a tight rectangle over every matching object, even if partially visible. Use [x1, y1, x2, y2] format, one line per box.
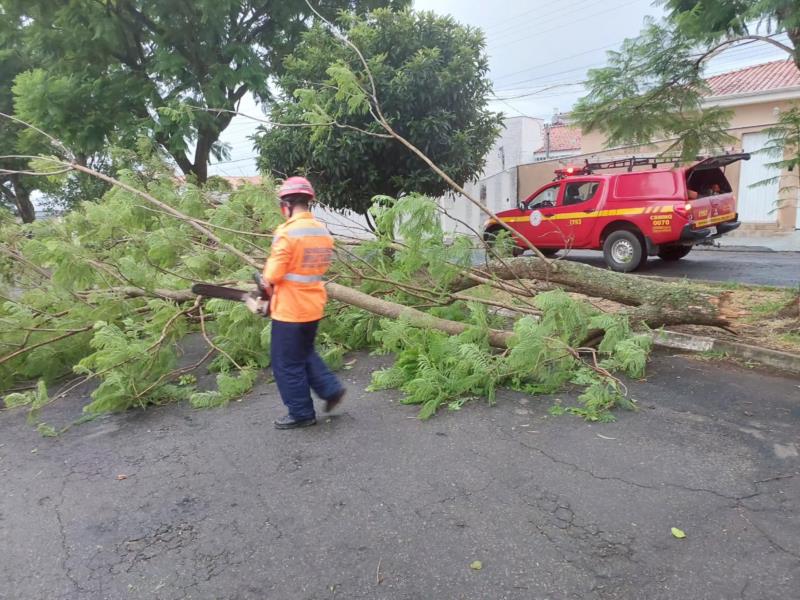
[245, 295, 270, 317]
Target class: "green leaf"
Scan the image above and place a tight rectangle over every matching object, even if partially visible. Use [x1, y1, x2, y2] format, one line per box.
[36, 422, 58, 437]
[671, 527, 686, 539]
[4, 391, 35, 408]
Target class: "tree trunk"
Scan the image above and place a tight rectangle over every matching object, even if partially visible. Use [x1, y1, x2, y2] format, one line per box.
[192, 132, 210, 184]
[787, 27, 800, 70]
[108, 282, 515, 346]
[453, 256, 734, 328]
[11, 177, 35, 223]
[326, 282, 513, 347]
[192, 112, 234, 185]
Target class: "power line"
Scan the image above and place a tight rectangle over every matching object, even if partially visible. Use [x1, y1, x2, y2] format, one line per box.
[490, 24, 791, 90]
[210, 155, 259, 166]
[494, 62, 608, 91]
[492, 82, 587, 100]
[490, 42, 793, 110]
[494, 88, 587, 102]
[492, 41, 624, 83]
[486, 0, 608, 39]
[491, 0, 646, 53]
[482, 0, 597, 35]
[492, 38, 790, 92]
[492, 97, 551, 121]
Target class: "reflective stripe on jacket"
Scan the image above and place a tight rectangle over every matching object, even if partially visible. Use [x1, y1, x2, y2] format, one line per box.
[263, 211, 334, 322]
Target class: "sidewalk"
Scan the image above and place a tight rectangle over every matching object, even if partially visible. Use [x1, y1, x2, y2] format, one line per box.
[698, 229, 800, 252]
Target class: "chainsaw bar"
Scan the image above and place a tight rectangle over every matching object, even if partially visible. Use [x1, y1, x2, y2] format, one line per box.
[191, 283, 252, 302]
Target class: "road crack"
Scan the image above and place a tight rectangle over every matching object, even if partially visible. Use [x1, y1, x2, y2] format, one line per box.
[54, 466, 91, 596]
[496, 424, 762, 503]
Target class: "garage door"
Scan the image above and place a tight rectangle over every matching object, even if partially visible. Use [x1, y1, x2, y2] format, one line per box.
[738, 131, 781, 223]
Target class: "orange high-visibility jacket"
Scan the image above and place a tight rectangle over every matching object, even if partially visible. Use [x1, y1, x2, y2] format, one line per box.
[263, 211, 334, 322]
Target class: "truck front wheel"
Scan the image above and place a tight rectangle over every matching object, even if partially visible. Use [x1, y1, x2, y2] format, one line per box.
[603, 230, 645, 272]
[657, 245, 692, 261]
[484, 227, 525, 257]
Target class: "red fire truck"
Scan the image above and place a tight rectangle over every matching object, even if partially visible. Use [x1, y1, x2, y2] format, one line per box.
[483, 154, 749, 272]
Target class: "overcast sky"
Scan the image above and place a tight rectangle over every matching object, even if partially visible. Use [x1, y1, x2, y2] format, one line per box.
[208, 0, 790, 178]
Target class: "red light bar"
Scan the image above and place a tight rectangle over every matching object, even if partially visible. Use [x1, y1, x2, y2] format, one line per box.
[554, 165, 584, 179]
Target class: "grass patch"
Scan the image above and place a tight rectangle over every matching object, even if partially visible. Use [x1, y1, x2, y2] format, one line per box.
[780, 332, 800, 347]
[750, 298, 792, 317]
[692, 350, 729, 361]
[738, 290, 798, 323]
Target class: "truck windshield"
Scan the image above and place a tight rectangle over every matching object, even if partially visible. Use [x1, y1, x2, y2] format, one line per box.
[527, 185, 558, 209]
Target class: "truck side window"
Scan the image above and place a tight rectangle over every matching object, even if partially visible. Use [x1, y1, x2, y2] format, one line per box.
[563, 181, 600, 206]
[527, 185, 558, 209]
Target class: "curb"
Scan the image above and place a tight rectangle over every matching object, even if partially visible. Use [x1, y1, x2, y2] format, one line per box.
[693, 245, 776, 253]
[651, 330, 800, 375]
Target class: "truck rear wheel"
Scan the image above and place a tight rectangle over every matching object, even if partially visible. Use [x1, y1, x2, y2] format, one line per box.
[603, 230, 645, 272]
[657, 245, 692, 261]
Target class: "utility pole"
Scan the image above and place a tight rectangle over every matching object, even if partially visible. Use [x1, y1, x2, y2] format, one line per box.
[544, 123, 551, 160]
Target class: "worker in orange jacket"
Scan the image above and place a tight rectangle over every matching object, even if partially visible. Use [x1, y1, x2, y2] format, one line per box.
[247, 177, 345, 429]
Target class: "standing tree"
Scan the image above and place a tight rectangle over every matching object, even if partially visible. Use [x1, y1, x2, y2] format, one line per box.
[0, 15, 35, 222]
[2, 0, 407, 191]
[572, 0, 799, 159]
[254, 8, 503, 215]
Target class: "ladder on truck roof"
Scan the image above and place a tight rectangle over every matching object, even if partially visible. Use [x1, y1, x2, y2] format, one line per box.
[582, 156, 700, 173]
[581, 152, 750, 173]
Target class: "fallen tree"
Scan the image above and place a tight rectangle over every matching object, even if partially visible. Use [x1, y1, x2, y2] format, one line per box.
[0, 5, 758, 427]
[0, 156, 750, 427]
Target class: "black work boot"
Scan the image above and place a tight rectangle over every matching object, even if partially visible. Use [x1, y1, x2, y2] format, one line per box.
[274, 415, 317, 430]
[323, 388, 346, 413]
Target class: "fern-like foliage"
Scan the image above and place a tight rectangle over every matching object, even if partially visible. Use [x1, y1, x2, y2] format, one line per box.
[366, 289, 651, 422]
[1, 166, 653, 428]
[0, 162, 281, 417]
[189, 369, 258, 409]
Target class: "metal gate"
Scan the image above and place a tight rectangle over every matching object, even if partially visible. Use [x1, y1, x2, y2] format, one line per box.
[738, 131, 781, 223]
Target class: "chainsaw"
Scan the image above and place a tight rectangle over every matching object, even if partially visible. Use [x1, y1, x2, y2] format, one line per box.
[191, 272, 272, 317]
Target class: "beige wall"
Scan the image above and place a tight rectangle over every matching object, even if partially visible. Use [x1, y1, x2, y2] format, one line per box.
[534, 99, 800, 231]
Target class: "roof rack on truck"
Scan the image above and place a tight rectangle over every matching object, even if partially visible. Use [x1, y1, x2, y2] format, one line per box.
[582, 156, 699, 173]
[579, 152, 751, 174]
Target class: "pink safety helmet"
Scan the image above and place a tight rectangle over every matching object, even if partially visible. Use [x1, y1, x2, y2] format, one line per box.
[277, 176, 315, 201]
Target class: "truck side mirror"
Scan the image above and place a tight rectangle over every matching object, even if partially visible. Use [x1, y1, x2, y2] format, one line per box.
[516, 198, 525, 210]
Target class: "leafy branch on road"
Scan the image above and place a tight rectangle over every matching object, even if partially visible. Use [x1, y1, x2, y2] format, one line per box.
[0, 5, 787, 428]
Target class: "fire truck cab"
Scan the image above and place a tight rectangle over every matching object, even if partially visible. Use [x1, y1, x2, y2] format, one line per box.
[483, 154, 749, 272]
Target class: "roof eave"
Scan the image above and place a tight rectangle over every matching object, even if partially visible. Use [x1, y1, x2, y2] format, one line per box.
[703, 86, 800, 108]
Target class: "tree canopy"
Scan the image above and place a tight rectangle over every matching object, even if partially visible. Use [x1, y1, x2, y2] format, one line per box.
[572, 0, 799, 159]
[1, 0, 407, 196]
[254, 8, 502, 215]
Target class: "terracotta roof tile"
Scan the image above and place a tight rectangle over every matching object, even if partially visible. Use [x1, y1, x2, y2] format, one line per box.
[536, 124, 582, 153]
[706, 59, 800, 97]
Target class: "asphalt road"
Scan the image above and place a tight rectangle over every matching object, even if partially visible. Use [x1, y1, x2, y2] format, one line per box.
[558, 249, 800, 287]
[2, 351, 799, 600]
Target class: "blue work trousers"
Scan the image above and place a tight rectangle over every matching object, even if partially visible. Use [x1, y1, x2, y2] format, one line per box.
[270, 319, 343, 420]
